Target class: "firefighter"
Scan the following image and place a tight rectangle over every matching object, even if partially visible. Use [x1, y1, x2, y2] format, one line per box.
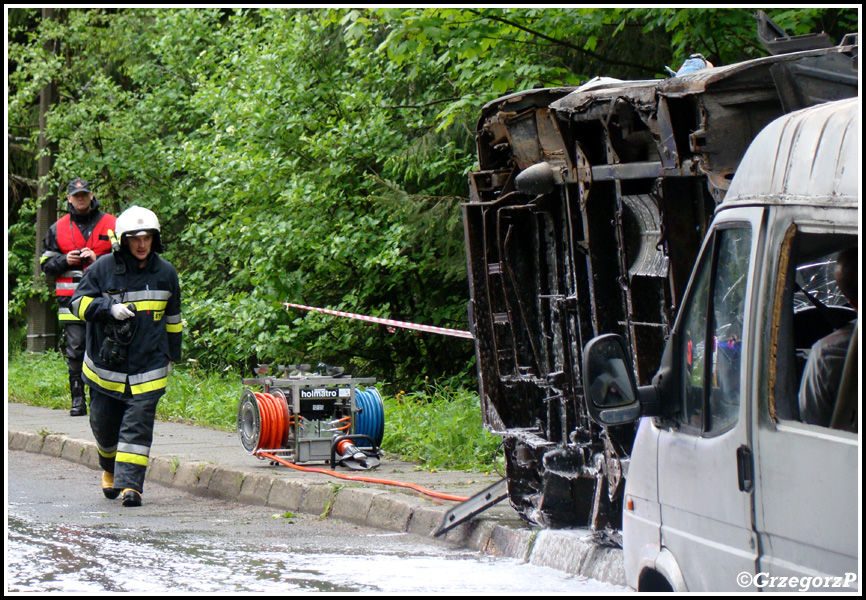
[40, 178, 116, 416]
[70, 206, 182, 507]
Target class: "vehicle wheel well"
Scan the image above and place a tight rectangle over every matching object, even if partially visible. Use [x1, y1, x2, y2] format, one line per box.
[638, 568, 674, 592]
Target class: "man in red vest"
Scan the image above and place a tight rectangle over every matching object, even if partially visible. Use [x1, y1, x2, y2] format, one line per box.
[40, 178, 116, 416]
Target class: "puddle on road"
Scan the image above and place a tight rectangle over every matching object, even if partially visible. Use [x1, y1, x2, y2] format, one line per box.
[7, 515, 354, 593]
[7, 514, 627, 593]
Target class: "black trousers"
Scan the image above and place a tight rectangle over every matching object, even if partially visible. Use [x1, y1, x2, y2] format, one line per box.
[89, 387, 161, 493]
[63, 322, 86, 375]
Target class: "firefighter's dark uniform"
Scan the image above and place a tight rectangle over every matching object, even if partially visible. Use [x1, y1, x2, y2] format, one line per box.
[40, 197, 115, 413]
[70, 247, 182, 496]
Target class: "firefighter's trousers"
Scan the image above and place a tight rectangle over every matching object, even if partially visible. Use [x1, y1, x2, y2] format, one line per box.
[89, 387, 161, 493]
[62, 322, 86, 373]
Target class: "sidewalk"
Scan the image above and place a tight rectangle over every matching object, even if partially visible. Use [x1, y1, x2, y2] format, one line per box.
[7, 402, 625, 586]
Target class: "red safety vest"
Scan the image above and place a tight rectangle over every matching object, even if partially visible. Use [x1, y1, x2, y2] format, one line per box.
[55, 213, 116, 297]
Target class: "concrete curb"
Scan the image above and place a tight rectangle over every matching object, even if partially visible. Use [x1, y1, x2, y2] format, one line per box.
[8, 428, 626, 587]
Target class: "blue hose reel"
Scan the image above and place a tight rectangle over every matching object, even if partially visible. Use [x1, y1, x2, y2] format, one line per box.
[354, 387, 385, 447]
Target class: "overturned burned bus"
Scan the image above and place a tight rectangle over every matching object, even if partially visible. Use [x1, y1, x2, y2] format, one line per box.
[463, 20, 857, 531]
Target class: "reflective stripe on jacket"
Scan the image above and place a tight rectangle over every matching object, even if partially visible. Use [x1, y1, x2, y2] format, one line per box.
[58, 305, 83, 323]
[71, 250, 182, 400]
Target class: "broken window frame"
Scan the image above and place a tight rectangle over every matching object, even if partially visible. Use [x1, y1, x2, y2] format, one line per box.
[764, 219, 858, 428]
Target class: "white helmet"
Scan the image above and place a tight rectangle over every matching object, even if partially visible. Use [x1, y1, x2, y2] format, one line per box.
[115, 205, 164, 252]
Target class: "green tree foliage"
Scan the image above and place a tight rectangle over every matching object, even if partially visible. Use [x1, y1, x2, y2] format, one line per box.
[7, 8, 857, 387]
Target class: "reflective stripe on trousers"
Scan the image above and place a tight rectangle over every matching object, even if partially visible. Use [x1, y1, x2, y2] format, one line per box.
[88, 387, 161, 493]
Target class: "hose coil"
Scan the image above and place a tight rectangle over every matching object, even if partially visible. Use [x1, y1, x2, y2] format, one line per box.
[354, 388, 385, 447]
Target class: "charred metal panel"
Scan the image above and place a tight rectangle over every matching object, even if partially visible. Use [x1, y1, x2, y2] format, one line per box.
[769, 52, 859, 113]
[464, 38, 858, 530]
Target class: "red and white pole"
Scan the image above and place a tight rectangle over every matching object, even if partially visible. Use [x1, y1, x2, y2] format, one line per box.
[282, 302, 474, 340]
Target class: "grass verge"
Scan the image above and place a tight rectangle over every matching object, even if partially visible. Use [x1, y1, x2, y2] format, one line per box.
[383, 381, 503, 473]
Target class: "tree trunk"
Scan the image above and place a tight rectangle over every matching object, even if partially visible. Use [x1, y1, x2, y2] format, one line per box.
[27, 7, 59, 353]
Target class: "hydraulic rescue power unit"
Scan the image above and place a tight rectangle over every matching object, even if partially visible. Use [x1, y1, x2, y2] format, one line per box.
[237, 365, 385, 470]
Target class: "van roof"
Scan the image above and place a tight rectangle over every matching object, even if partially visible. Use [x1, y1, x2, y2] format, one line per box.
[721, 98, 859, 210]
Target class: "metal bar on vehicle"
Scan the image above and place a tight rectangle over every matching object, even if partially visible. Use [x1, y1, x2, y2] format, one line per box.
[433, 478, 509, 537]
[591, 161, 664, 181]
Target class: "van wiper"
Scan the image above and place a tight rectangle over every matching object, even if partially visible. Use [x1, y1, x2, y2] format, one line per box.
[794, 281, 851, 328]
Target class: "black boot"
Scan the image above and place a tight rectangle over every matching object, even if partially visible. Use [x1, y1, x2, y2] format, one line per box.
[70, 375, 87, 417]
[122, 489, 142, 507]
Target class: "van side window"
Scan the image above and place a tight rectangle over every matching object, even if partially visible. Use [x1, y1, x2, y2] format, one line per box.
[678, 226, 752, 434]
[770, 230, 858, 428]
[680, 245, 712, 428]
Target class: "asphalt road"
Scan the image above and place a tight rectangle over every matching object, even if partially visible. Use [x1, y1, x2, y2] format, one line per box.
[7, 450, 629, 594]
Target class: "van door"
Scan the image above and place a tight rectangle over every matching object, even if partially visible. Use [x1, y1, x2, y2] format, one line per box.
[753, 213, 858, 590]
[656, 208, 762, 591]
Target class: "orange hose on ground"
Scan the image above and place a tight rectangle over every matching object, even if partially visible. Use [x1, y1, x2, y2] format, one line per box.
[257, 451, 470, 503]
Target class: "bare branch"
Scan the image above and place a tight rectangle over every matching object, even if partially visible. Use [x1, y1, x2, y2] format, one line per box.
[9, 173, 39, 187]
[153, 63, 195, 86]
[9, 142, 36, 156]
[465, 9, 659, 74]
[382, 96, 461, 110]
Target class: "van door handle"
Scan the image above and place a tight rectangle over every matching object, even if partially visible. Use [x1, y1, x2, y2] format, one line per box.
[737, 445, 754, 492]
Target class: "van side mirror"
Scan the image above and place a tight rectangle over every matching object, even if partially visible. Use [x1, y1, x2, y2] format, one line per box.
[582, 334, 641, 426]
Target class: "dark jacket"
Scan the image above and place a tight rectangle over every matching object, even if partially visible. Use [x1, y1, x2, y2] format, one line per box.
[70, 249, 182, 400]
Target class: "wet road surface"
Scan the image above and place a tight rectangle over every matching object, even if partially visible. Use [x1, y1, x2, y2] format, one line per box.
[7, 451, 629, 593]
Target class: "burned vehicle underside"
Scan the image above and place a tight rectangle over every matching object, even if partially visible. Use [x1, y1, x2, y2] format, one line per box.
[463, 29, 857, 531]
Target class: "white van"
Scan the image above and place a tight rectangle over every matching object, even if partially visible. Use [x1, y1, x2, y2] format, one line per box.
[582, 98, 859, 592]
